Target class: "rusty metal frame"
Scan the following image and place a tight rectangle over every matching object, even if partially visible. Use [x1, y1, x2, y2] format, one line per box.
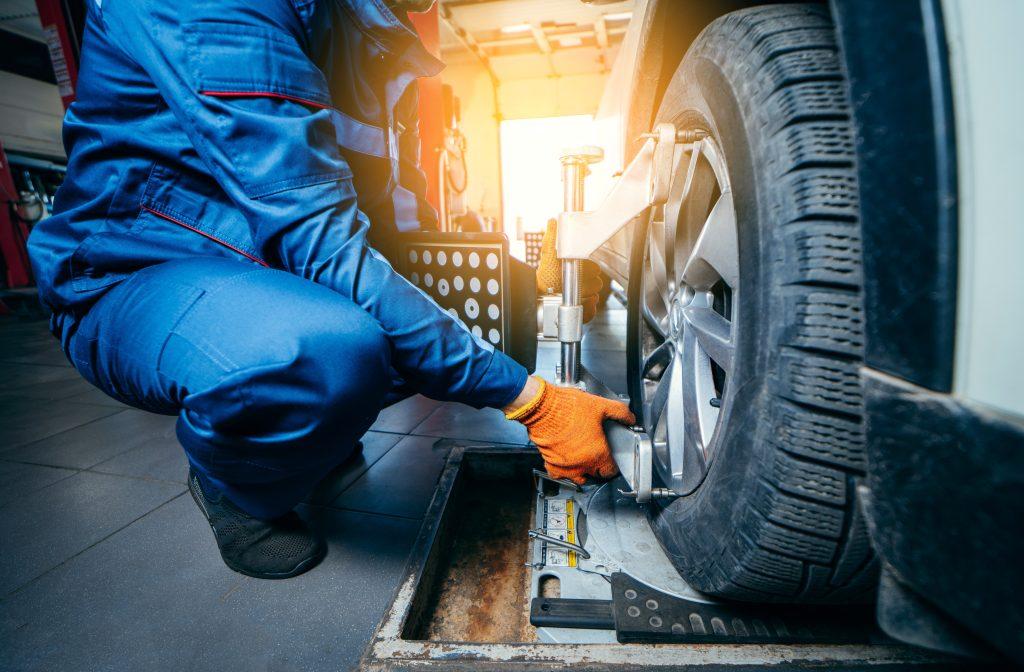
[358, 446, 946, 671]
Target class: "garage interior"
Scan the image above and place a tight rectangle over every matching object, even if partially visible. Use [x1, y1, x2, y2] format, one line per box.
[1, 0, 1021, 669]
[0, 1, 638, 668]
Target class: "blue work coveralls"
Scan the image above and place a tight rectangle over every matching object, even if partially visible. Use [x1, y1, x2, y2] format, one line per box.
[27, 0, 528, 518]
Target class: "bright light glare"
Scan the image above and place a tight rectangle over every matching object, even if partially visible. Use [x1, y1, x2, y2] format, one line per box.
[500, 23, 532, 34]
[603, 11, 632, 21]
[500, 115, 597, 259]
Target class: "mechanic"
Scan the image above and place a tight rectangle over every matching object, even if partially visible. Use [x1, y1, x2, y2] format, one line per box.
[27, 0, 633, 580]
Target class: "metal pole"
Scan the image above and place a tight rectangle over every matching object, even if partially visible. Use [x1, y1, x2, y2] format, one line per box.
[560, 158, 585, 385]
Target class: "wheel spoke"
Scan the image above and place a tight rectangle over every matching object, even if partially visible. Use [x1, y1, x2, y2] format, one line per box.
[641, 301, 668, 340]
[648, 216, 672, 307]
[664, 345, 686, 480]
[641, 339, 674, 382]
[680, 141, 703, 203]
[647, 351, 675, 434]
[677, 328, 710, 492]
[682, 190, 738, 290]
[663, 145, 698, 278]
[682, 300, 734, 374]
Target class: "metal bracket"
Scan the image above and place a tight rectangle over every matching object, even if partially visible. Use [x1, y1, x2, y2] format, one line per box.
[557, 304, 583, 342]
[548, 125, 696, 500]
[539, 294, 560, 340]
[557, 122, 680, 261]
[604, 422, 654, 503]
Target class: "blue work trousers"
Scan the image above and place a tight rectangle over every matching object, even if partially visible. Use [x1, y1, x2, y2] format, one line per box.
[66, 257, 395, 519]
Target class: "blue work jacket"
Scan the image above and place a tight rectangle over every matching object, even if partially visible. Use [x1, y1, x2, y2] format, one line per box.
[27, 0, 527, 409]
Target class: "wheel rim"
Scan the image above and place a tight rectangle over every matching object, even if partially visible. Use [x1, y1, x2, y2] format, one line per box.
[638, 134, 738, 496]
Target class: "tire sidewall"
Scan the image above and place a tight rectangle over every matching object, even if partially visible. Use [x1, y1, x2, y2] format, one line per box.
[646, 48, 778, 592]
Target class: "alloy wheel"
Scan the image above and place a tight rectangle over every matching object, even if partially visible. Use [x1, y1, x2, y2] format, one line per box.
[637, 134, 739, 496]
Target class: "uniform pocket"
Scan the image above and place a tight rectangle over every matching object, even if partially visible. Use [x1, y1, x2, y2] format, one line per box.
[183, 22, 351, 198]
[140, 165, 268, 266]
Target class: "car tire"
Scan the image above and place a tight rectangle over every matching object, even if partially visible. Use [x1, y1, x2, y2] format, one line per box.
[626, 4, 878, 602]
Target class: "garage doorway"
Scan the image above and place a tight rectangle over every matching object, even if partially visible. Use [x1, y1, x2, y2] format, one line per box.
[499, 114, 596, 261]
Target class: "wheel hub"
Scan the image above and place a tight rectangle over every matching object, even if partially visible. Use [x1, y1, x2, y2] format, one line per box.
[635, 134, 739, 496]
[668, 297, 685, 339]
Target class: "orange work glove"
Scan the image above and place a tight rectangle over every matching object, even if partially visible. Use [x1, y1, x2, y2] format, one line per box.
[507, 376, 635, 485]
[536, 219, 603, 323]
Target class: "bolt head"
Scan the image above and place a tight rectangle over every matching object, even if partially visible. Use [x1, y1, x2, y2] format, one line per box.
[669, 300, 685, 337]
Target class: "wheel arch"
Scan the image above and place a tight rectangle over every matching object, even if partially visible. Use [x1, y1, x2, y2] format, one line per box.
[595, 0, 826, 287]
[622, 0, 821, 164]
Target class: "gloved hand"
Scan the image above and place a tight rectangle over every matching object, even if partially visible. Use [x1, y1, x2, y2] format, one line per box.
[536, 219, 603, 323]
[506, 376, 635, 485]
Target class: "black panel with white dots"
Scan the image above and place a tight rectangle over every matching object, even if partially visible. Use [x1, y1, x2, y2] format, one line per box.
[398, 233, 510, 351]
[524, 231, 544, 269]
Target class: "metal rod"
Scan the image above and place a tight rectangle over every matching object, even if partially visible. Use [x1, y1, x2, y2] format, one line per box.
[532, 468, 581, 493]
[529, 529, 591, 560]
[560, 158, 586, 385]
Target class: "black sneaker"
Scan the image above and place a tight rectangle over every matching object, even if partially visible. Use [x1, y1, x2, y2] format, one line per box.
[188, 469, 326, 579]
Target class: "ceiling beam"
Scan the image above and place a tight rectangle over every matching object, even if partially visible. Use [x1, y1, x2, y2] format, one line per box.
[469, 25, 626, 51]
[529, 24, 552, 54]
[439, 5, 500, 83]
[443, 0, 515, 7]
[594, 17, 609, 50]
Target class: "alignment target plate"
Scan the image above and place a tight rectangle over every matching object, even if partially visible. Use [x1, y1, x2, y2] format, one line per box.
[400, 235, 509, 351]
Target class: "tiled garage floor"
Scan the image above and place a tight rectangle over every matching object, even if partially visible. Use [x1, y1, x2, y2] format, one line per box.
[0, 299, 627, 671]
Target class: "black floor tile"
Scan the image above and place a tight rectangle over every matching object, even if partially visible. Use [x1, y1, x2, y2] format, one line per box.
[410, 402, 528, 445]
[0, 397, 122, 450]
[0, 316, 51, 336]
[307, 430, 403, 507]
[370, 394, 441, 434]
[2, 409, 177, 470]
[89, 427, 188, 485]
[0, 363, 79, 391]
[0, 461, 76, 509]
[0, 374, 105, 404]
[0, 471, 184, 596]
[0, 497, 419, 672]
[0, 343, 71, 367]
[331, 435, 462, 519]
[0, 324, 59, 356]
[0, 371, 128, 409]
[63, 385, 130, 408]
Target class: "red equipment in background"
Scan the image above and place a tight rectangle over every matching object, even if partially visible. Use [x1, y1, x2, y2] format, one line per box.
[0, 1, 81, 303]
[0, 143, 34, 290]
[34, 0, 83, 110]
[409, 5, 444, 214]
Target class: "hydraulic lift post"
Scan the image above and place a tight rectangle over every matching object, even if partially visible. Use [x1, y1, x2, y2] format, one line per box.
[556, 146, 602, 386]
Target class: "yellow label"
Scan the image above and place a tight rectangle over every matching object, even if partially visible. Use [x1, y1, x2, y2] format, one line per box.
[566, 500, 577, 567]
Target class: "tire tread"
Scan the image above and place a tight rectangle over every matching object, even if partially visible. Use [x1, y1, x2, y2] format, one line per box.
[650, 4, 877, 604]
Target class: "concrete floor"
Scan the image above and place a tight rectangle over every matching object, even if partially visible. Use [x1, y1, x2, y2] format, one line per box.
[0, 298, 627, 671]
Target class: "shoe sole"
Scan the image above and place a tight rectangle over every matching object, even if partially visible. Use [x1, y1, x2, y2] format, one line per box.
[188, 474, 327, 580]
